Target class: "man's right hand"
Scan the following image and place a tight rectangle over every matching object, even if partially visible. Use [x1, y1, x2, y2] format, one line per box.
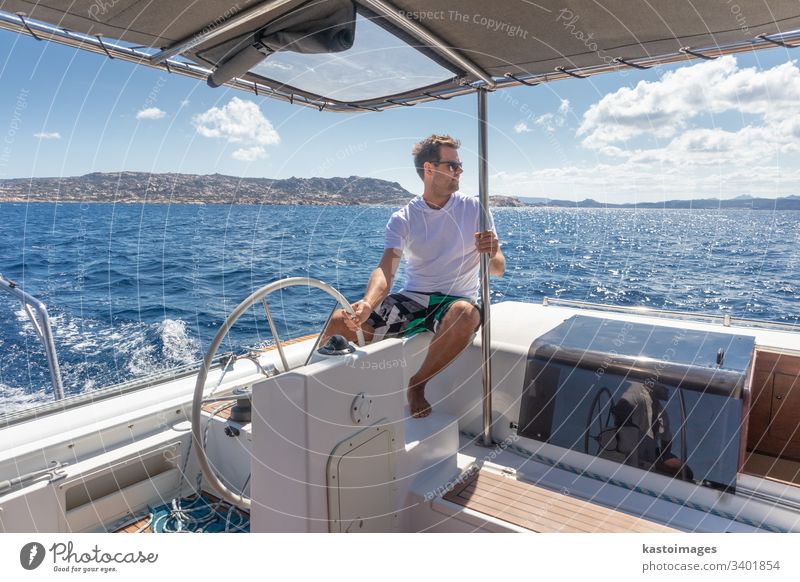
[343, 299, 373, 332]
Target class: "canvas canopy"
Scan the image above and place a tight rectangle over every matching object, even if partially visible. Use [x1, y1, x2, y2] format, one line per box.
[1, 0, 799, 110]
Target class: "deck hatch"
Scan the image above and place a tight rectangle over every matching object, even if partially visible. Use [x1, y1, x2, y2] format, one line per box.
[326, 423, 398, 532]
[518, 316, 755, 492]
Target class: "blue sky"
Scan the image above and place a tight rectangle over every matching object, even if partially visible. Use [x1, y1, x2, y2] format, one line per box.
[1, 27, 799, 203]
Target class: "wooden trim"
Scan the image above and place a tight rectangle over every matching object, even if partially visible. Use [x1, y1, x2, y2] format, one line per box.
[446, 464, 479, 497]
[443, 468, 677, 533]
[261, 333, 319, 351]
[744, 451, 800, 487]
[202, 401, 235, 421]
[116, 515, 153, 533]
[747, 350, 800, 461]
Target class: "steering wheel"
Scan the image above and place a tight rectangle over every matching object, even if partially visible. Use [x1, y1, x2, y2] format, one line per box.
[583, 387, 615, 455]
[191, 277, 365, 510]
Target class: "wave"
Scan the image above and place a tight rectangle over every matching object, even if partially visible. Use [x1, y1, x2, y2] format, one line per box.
[3, 204, 800, 411]
[3, 305, 202, 400]
[0, 382, 51, 415]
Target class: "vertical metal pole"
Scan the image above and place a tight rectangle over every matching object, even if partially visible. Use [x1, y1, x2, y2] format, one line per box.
[1, 274, 64, 401]
[39, 307, 65, 401]
[478, 89, 493, 447]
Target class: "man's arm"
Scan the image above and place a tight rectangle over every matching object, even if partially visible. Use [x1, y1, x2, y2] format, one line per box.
[489, 244, 505, 276]
[363, 248, 402, 308]
[475, 231, 505, 276]
[344, 248, 402, 331]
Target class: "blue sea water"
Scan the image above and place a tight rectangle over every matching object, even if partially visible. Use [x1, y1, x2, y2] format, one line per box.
[1, 202, 799, 412]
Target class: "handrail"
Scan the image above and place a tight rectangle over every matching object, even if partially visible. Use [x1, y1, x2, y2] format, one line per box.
[149, 0, 298, 64]
[0, 274, 64, 400]
[542, 297, 799, 332]
[359, 0, 496, 88]
[0, 461, 67, 494]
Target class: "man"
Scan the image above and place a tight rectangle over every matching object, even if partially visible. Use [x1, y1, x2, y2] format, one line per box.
[324, 134, 504, 418]
[611, 382, 693, 480]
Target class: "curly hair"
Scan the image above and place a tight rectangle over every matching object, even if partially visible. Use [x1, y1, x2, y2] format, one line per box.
[412, 134, 460, 180]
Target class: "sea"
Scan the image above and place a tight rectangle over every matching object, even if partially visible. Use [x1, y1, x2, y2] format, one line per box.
[1, 202, 799, 413]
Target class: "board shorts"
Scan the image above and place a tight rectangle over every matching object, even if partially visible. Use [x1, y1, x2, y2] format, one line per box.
[365, 291, 481, 342]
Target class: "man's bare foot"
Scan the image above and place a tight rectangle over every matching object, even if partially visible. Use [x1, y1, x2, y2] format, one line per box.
[407, 383, 431, 418]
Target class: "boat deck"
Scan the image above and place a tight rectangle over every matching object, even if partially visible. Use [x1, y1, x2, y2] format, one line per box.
[443, 467, 678, 533]
[115, 492, 249, 533]
[116, 515, 158, 534]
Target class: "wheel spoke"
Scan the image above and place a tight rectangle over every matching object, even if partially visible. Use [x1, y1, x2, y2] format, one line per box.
[261, 298, 289, 372]
[192, 277, 364, 511]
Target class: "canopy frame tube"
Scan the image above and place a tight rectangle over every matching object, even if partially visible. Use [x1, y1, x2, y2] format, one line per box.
[149, 0, 299, 64]
[477, 89, 493, 447]
[358, 0, 496, 88]
[2, 10, 800, 112]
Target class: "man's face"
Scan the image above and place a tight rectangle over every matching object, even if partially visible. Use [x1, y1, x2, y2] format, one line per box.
[426, 146, 463, 194]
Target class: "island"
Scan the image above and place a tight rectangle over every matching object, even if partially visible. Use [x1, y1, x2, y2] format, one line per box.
[0, 172, 526, 207]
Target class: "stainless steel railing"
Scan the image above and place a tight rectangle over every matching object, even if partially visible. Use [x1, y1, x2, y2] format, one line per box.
[542, 297, 799, 332]
[0, 273, 64, 400]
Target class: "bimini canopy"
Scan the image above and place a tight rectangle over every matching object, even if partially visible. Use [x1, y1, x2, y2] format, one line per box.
[1, 0, 800, 111]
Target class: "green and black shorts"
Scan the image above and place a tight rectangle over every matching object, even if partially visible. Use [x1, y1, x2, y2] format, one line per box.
[365, 291, 480, 341]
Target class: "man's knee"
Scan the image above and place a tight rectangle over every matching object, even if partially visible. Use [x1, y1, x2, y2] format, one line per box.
[324, 310, 351, 338]
[324, 309, 374, 344]
[442, 301, 480, 333]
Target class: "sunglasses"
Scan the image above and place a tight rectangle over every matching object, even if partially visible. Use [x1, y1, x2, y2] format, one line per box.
[430, 160, 463, 172]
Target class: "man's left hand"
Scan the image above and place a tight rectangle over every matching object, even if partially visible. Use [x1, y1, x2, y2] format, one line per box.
[474, 231, 499, 258]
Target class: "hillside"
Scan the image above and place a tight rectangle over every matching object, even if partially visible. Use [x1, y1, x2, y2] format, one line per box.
[0, 172, 525, 206]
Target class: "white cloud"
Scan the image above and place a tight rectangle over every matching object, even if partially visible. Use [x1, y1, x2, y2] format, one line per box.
[554, 56, 800, 200]
[33, 132, 61, 140]
[514, 121, 532, 133]
[578, 56, 800, 151]
[261, 61, 294, 72]
[192, 97, 280, 161]
[536, 113, 561, 132]
[515, 100, 570, 134]
[136, 107, 166, 120]
[535, 99, 571, 132]
[180, 99, 190, 107]
[231, 146, 267, 162]
[492, 160, 798, 204]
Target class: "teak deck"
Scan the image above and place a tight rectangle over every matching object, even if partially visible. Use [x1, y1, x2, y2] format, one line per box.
[443, 467, 678, 533]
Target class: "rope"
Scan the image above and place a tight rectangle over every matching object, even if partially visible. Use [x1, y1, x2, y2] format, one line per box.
[148, 493, 249, 533]
[141, 396, 250, 533]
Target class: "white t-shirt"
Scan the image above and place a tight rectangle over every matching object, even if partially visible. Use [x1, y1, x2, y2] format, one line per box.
[384, 192, 496, 300]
